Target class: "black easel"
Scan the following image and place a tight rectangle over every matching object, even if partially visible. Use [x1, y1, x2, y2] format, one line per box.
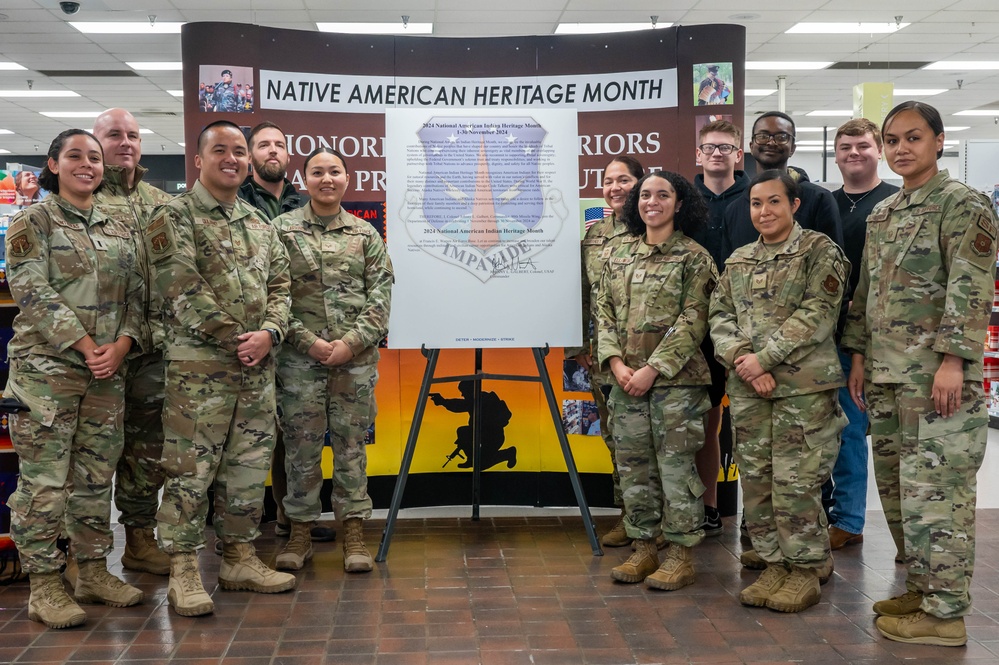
[375, 345, 603, 561]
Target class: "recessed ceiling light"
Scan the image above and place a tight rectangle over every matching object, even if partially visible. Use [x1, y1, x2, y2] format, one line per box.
[729, 14, 760, 21]
[0, 62, 26, 71]
[746, 61, 833, 70]
[954, 110, 999, 116]
[40, 111, 106, 118]
[167, 90, 184, 97]
[924, 61, 999, 70]
[806, 110, 853, 117]
[892, 88, 948, 96]
[316, 22, 432, 34]
[786, 22, 909, 34]
[70, 22, 184, 34]
[555, 23, 671, 34]
[0, 90, 79, 98]
[126, 62, 183, 71]
[745, 89, 776, 96]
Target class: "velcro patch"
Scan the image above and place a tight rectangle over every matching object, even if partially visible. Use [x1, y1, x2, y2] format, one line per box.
[149, 231, 171, 254]
[8, 233, 32, 258]
[822, 274, 840, 295]
[972, 232, 993, 257]
[977, 213, 997, 237]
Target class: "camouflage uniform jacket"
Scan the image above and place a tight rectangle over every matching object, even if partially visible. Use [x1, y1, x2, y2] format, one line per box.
[4, 194, 143, 363]
[94, 164, 173, 352]
[144, 180, 291, 361]
[565, 213, 632, 359]
[595, 231, 717, 387]
[273, 205, 393, 367]
[710, 222, 849, 398]
[841, 170, 998, 384]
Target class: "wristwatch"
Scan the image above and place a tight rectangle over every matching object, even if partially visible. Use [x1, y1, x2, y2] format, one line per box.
[265, 328, 280, 346]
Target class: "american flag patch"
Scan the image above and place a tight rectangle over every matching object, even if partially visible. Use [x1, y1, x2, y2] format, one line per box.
[584, 206, 612, 229]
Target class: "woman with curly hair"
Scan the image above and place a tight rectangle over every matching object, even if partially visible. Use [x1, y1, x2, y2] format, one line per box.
[595, 170, 717, 590]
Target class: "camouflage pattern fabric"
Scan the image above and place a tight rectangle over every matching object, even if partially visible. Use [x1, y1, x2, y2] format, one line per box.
[595, 231, 716, 545]
[608, 385, 710, 545]
[273, 205, 391, 523]
[843, 170, 998, 619]
[95, 164, 174, 529]
[865, 380, 987, 618]
[566, 214, 631, 505]
[730, 390, 845, 568]
[3, 195, 140, 573]
[146, 180, 291, 552]
[710, 223, 849, 398]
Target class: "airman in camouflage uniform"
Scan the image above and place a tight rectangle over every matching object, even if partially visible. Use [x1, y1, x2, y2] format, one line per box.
[842, 170, 998, 624]
[146, 121, 294, 616]
[5, 134, 146, 626]
[93, 157, 174, 574]
[272, 202, 392, 572]
[595, 229, 716, 587]
[711, 220, 849, 609]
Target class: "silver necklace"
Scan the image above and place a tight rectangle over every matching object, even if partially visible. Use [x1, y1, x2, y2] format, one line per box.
[843, 188, 875, 213]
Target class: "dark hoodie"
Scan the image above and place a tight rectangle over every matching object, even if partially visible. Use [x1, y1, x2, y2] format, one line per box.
[237, 176, 304, 221]
[689, 170, 748, 269]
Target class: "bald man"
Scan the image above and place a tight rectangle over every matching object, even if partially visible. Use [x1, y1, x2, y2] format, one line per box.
[92, 108, 174, 576]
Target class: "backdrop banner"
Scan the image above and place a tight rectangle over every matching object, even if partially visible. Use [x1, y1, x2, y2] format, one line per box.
[181, 22, 746, 509]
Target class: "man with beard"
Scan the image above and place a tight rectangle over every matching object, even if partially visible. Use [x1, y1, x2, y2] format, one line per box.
[238, 122, 303, 220]
[720, 112, 843, 261]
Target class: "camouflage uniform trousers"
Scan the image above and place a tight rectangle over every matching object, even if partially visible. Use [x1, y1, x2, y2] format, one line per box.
[607, 384, 709, 546]
[114, 351, 166, 528]
[866, 380, 987, 619]
[156, 358, 277, 553]
[589, 365, 623, 507]
[276, 355, 376, 522]
[6, 355, 125, 573]
[731, 390, 845, 570]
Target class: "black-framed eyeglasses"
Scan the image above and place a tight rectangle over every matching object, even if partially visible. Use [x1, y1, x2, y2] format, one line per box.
[752, 132, 795, 146]
[698, 143, 738, 155]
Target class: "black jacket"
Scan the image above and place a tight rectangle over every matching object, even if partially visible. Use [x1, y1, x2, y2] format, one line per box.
[237, 177, 305, 221]
[689, 170, 749, 269]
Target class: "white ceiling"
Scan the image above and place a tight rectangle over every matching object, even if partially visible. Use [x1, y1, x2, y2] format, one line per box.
[1, 0, 999, 157]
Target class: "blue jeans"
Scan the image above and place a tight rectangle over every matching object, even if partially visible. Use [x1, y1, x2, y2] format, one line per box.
[822, 349, 869, 534]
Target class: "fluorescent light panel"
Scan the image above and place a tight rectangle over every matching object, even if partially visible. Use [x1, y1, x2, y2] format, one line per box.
[126, 62, 182, 71]
[167, 90, 184, 97]
[954, 110, 999, 116]
[786, 22, 909, 34]
[806, 110, 853, 117]
[40, 111, 106, 118]
[0, 90, 79, 98]
[746, 61, 832, 70]
[70, 22, 184, 34]
[946, 126, 970, 131]
[925, 61, 999, 70]
[555, 23, 671, 34]
[745, 89, 776, 96]
[139, 129, 154, 134]
[316, 22, 432, 34]
[893, 88, 947, 96]
[0, 129, 14, 135]
[0, 62, 27, 71]
[0, 149, 12, 154]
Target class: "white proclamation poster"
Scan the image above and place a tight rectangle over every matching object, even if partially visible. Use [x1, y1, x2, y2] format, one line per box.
[386, 108, 582, 349]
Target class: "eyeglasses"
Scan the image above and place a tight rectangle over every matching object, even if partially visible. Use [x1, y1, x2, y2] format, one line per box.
[752, 132, 795, 146]
[698, 143, 738, 155]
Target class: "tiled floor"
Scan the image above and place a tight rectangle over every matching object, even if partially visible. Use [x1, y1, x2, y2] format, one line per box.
[1, 510, 998, 664]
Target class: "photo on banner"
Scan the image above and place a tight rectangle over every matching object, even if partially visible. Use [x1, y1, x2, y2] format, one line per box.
[693, 62, 733, 106]
[197, 64, 254, 113]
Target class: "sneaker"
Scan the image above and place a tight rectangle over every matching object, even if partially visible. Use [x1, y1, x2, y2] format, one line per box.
[702, 506, 723, 537]
[876, 611, 967, 647]
[873, 590, 924, 617]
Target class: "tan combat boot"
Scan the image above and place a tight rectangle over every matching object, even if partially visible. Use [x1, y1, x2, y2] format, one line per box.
[610, 538, 659, 583]
[122, 527, 171, 575]
[276, 521, 314, 571]
[28, 572, 87, 629]
[741, 550, 833, 584]
[219, 542, 297, 592]
[168, 552, 214, 616]
[343, 517, 374, 573]
[876, 611, 967, 647]
[765, 565, 820, 613]
[63, 554, 79, 588]
[601, 510, 632, 548]
[739, 563, 790, 607]
[74, 559, 143, 607]
[873, 589, 924, 617]
[645, 543, 695, 591]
